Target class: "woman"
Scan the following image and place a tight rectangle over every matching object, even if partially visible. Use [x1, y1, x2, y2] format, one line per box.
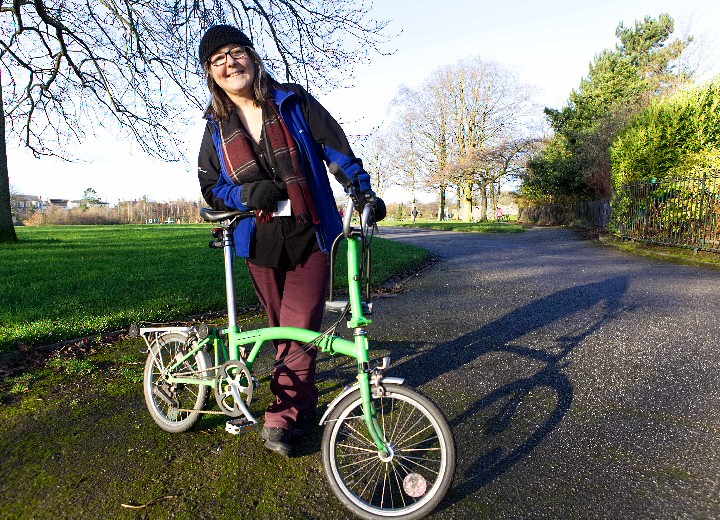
[197, 25, 377, 457]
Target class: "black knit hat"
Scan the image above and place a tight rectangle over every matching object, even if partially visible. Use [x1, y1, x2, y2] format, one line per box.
[198, 25, 254, 64]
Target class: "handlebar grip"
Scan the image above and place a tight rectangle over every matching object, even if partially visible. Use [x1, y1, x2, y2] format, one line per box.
[328, 162, 353, 189]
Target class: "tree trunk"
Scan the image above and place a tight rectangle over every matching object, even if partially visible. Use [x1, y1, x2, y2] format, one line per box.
[490, 181, 498, 217]
[437, 184, 446, 221]
[479, 179, 488, 221]
[410, 182, 417, 223]
[460, 180, 473, 221]
[409, 166, 417, 222]
[0, 81, 18, 244]
[455, 185, 462, 220]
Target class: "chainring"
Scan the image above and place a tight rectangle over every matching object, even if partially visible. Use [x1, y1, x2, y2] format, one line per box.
[214, 360, 254, 417]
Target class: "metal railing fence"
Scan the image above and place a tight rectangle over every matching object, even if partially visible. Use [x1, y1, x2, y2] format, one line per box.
[611, 173, 720, 252]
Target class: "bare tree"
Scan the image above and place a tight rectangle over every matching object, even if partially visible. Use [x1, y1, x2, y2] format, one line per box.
[0, 78, 12, 239]
[385, 102, 423, 219]
[441, 58, 534, 221]
[389, 78, 454, 221]
[461, 138, 539, 220]
[415, 72, 455, 221]
[350, 126, 397, 199]
[387, 60, 534, 221]
[0, 1, 391, 243]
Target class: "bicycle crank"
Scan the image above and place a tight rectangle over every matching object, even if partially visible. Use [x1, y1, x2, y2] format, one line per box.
[214, 360, 256, 418]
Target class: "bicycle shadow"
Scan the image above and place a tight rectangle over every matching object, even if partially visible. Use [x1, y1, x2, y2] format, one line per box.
[366, 275, 630, 509]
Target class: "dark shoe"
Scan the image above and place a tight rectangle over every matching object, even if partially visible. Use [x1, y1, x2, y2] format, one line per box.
[260, 426, 293, 457]
[290, 410, 318, 439]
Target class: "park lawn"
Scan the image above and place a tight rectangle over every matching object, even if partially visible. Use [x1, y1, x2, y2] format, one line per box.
[0, 327, 355, 519]
[379, 218, 524, 233]
[0, 224, 430, 353]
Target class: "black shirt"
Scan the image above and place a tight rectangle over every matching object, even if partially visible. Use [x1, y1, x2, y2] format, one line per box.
[245, 112, 319, 269]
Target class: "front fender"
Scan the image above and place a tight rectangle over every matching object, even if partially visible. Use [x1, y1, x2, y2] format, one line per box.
[319, 377, 405, 425]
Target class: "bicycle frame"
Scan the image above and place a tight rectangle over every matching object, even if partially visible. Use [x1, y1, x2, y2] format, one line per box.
[139, 196, 391, 453]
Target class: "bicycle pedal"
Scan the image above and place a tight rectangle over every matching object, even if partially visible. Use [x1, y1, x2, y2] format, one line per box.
[225, 419, 259, 435]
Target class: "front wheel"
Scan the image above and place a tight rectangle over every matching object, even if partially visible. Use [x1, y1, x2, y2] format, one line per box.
[322, 384, 455, 519]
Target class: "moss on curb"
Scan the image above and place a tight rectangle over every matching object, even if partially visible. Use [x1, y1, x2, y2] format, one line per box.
[597, 234, 720, 269]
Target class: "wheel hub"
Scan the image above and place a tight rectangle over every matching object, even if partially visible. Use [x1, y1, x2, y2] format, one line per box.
[378, 444, 395, 462]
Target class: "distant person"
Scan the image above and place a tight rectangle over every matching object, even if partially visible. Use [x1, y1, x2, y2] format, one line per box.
[196, 25, 384, 457]
[495, 207, 504, 221]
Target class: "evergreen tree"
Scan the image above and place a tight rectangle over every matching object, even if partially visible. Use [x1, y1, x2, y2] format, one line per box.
[522, 13, 691, 203]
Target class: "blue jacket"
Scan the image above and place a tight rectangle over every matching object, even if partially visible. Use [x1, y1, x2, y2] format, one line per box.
[198, 84, 371, 257]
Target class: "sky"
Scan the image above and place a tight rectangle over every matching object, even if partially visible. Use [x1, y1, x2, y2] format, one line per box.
[7, 0, 720, 204]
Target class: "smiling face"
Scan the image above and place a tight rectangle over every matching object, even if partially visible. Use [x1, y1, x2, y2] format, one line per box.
[208, 45, 256, 100]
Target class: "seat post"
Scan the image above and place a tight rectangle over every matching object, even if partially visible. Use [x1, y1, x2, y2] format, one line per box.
[223, 225, 238, 328]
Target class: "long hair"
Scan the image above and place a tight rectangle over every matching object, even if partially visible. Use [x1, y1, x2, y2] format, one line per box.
[203, 46, 281, 122]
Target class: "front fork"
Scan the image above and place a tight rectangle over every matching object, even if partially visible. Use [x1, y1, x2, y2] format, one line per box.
[342, 233, 389, 454]
[352, 327, 390, 455]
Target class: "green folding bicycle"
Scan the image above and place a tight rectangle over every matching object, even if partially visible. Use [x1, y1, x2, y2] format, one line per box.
[130, 164, 456, 519]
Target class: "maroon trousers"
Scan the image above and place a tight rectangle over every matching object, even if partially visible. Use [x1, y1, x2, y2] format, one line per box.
[246, 250, 329, 430]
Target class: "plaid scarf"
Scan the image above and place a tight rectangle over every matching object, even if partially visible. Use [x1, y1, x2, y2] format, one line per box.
[219, 101, 320, 225]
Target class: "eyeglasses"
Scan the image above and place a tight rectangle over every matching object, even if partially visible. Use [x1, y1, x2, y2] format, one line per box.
[210, 47, 248, 67]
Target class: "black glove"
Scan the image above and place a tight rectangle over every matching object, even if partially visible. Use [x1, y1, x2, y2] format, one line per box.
[241, 180, 287, 212]
[372, 197, 387, 222]
[363, 191, 386, 224]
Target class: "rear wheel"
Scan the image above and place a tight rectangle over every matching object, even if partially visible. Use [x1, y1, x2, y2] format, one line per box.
[322, 384, 455, 519]
[143, 333, 210, 433]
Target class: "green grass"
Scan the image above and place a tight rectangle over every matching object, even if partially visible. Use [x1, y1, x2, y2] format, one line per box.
[379, 219, 524, 233]
[0, 225, 429, 353]
[0, 336, 352, 519]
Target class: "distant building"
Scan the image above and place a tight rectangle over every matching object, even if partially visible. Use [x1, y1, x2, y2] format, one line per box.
[47, 198, 69, 209]
[10, 195, 44, 223]
[48, 198, 110, 209]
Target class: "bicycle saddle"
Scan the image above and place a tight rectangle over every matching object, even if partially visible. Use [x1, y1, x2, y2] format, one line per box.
[200, 207, 255, 222]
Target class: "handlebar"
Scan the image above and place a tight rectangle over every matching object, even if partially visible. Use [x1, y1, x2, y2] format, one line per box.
[329, 162, 374, 237]
[328, 162, 353, 190]
[200, 162, 375, 237]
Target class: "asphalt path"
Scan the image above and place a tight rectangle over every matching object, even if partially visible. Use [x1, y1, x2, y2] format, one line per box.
[360, 226, 720, 519]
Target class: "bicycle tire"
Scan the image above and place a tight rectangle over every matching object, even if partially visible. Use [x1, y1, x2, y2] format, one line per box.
[322, 384, 455, 519]
[143, 332, 210, 433]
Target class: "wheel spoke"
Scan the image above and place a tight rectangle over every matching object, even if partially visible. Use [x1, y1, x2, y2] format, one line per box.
[399, 431, 440, 451]
[338, 453, 379, 470]
[337, 443, 378, 454]
[348, 455, 381, 490]
[398, 446, 442, 453]
[380, 397, 389, 444]
[379, 462, 389, 509]
[395, 454, 441, 475]
[325, 387, 454, 517]
[153, 345, 168, 374]
[394, 403, 422, 442]
[390, 459, 409, 508]
[358, 458, 384, 501]
[338, 414, 376, 448]
[390, 397, 405, 442]
[144, 334, 208, 432]
[394, 419, 434, 448]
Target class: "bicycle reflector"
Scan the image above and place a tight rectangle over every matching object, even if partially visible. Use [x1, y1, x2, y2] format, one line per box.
[209, 227, 224, 249]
